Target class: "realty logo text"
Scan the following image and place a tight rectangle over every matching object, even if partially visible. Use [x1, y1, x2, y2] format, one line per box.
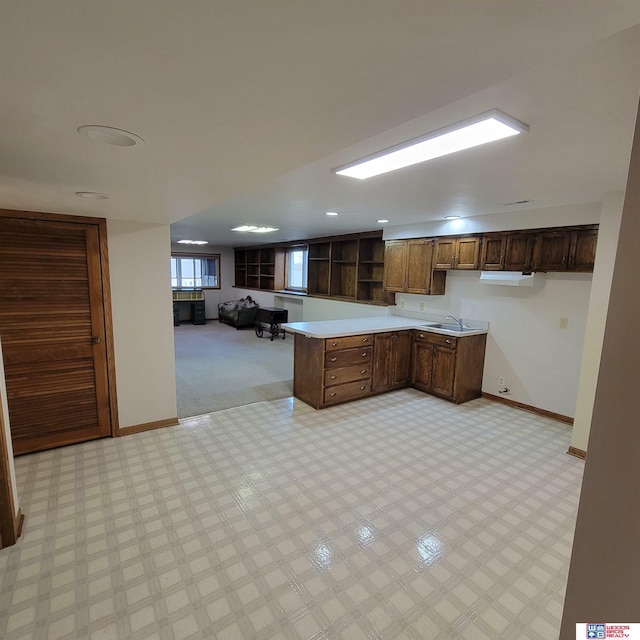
[588, 624, 632, 639]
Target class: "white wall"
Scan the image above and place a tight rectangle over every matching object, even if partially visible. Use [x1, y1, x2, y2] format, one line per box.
[109, 221, 178, 428]
[571, 193, 623, 451]
[396, 270, 592, 418]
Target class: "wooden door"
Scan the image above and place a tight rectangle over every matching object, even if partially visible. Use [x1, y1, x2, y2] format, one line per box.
[532, 231, 571, 271]
[433, 238, 456, 269]
[0, 215, 112, 454]
[390, 331, 412, 387]
[431, 347, 456, 398]
[480, 235, 506, 270]
[568, 229, 598, 272]
[372, 332, 393, 392]
[411, 342, 433, 392]
[504, 233, 535, 271]
[456, 237, 480, 269]
[383, 241, 407, 292]
[405, 240, 432, 294]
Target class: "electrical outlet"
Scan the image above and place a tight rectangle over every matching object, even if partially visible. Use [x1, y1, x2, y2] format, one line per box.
[498, 376, 505, 387]
[419, 302, 425, 311]
[559, 317, 568, 329]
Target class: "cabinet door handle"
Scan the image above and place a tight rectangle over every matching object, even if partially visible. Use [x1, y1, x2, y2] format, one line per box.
[360, 385, 366, 390]
[330, 357, 337, 362]
[330, 392, 337, 397]
[330, 374, 337, 380]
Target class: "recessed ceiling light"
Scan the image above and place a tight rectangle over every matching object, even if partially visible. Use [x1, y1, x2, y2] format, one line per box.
[78, 125, 145, 147]
[325, 211, 340, 216]
[333, 109, 528, 180]
[444, 215, 461, 220]
[76, 191, 109, 200]
[177, 239, 208, 245]
[231, 225, 278, 233]
[377, 219, 389, 224]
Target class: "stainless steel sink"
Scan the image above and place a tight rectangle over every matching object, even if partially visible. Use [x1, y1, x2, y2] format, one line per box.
[429, 323, 476, 332]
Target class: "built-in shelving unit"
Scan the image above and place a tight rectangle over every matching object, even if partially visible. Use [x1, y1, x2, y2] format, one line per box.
[307, 242, 331, 296]
[356, 236, 387, 303]
[234, 247, 284, 291]
[235, 230, 392, 305]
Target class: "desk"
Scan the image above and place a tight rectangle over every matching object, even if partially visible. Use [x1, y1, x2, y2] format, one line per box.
[173, 300, 206, 326]
[255, 307, 288, 341]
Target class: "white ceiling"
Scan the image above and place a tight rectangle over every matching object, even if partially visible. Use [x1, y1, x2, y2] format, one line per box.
[2, 1, 640, 247]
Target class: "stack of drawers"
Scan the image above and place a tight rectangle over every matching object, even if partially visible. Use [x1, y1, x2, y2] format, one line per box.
[323, 334, 373, 405]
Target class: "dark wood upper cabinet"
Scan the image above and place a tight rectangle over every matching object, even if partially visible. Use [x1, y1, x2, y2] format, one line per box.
[434, 236, 480, 269]
[382, 240, 408, 292]
[504, 232, 536, 271]
[568, 228, 598, 271]
[532, 226, 597, 272]
[532, 230, 572, 271]
[480, 234, 506, 270]
[383, 239, 444, 295]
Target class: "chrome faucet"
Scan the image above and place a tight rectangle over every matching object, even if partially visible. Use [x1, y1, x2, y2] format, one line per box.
[447, 315, 465, 330]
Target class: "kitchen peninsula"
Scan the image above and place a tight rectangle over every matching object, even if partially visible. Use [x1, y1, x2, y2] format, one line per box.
[283, 315, 488, 409]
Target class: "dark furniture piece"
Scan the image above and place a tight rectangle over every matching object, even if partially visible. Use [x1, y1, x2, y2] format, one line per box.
[255, 307, 288, 341]
[173, 289, 206, 326]
[217, 296, 259, 329]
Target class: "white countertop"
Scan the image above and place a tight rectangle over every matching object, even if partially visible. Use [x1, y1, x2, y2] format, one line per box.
[282, 315, 488, 339]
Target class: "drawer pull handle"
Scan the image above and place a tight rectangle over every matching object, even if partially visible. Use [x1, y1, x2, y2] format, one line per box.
[360, 369, 367, 374]
[360, 385, 366, 390]
[331, 341, 338, 346]
[331, 357, 337, 362]
[445, 339, 451, 344]
[330, 392, 337, 397]
[330, 375, 336, 380]
[419, 334, 424, 338]
[362, 338, 369, 342]
[362, 352, 367, 357]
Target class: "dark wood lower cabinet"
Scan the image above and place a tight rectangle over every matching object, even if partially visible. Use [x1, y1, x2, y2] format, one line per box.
[372, 331, 412, 392]
[412, 331, 487, 403]
[292, 328, 487, 409]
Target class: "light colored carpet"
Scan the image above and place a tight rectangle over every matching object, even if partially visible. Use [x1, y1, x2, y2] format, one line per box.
[174, 320, 294, 417]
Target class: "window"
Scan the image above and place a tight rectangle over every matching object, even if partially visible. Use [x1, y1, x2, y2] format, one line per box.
[171, 254, 220, 288]
[286, 247, 308, 291]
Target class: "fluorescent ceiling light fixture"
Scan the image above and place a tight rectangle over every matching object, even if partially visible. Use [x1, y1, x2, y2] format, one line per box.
[444, 215, 461, 220]
[231, 225, 279, 233]
[333, 109, 528, 180]
[325, 211, 340, 216]
[177, 239, 208, 245]
[377, 219, 389, 223]
[78, 125, 145, 147]
[75, 191, 109, 199]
